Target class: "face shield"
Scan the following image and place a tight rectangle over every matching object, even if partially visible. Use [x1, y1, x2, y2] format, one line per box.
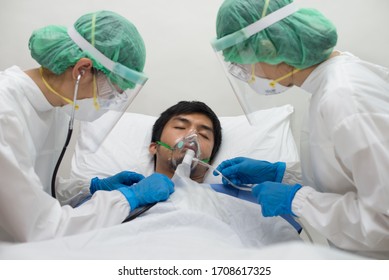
[67, 26, 148, 151]
[211, 2, 298, 125]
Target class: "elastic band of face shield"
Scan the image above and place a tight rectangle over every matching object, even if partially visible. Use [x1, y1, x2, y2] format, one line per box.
[67, 25, 148, 86]
[210, 2, 298, 52]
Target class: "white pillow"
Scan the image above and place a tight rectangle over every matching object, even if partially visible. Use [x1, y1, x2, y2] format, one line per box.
[70, 104, 299, 183]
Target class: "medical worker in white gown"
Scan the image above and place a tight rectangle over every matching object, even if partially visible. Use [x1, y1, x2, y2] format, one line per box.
[212, 0, 389, 259]
[0, 11, 173, 243]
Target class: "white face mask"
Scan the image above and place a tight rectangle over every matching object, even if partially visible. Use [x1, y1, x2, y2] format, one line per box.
[62, 98, 108, 122]
[228, 63, 294, 95]
[249, 75, 290, 95]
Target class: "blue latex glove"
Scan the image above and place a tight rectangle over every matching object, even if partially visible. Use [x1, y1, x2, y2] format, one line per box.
[211, 184, 302, 233]
[252, 181, 302, 217]
[118, 173, 174, 210]
[214, 157, 286, 186]
[90, 171, 145, 194]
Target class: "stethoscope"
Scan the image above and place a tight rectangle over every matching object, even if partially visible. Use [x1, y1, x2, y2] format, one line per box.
[49, 70, 154, 223]
[51, 70, 84, 198]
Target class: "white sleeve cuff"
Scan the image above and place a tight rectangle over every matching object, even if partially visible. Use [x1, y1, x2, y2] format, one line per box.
[282, 161, 302, 185]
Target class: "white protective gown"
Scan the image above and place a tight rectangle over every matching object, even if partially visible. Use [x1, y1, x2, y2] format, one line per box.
[0, 66, 129, 243]
[292, 52, 389, 259]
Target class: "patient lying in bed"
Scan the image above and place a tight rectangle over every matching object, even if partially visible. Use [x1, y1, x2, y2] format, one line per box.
[113, 101, 300, 247]
[80, 100, 300, 233]
[124, 100, 301, 231]
[0, 101, 301, 259]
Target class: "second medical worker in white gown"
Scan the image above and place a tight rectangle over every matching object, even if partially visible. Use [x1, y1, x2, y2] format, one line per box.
[0, 11, 174, 243]
[212, 0, 389, 259]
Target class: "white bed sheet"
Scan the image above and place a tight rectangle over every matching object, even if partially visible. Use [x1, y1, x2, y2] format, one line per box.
[0, 183, 301, 259]
[0, 185, 361, 260]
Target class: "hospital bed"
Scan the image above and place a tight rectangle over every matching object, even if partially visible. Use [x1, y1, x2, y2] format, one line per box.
[0, 104, 357, 260]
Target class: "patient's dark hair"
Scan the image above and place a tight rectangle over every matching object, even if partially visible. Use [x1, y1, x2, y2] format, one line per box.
[151, 101, 222, 164]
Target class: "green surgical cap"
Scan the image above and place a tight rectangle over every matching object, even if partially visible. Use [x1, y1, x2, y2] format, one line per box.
[29, 10, 146, 90]
[216, 0, 337, 69]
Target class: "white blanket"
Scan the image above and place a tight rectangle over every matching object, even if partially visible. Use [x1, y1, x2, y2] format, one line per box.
[0, 181, 302, 259]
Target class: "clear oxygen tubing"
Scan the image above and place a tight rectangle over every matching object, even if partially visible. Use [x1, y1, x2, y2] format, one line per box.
[192, 158, 253, 192]
[50, 70, 83, 198]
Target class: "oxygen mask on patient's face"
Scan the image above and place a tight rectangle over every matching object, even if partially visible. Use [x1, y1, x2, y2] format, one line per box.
[171, 133, 202, 169]
[157, 132, 205, 171]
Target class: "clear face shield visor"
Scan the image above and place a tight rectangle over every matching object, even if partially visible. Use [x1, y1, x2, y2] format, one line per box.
[213, 51, 290, 125]
[210, 2, 298, 126]
[67, 26, 148, 152]
[77, 76, 145, 153]
[95, 70, 135, 110]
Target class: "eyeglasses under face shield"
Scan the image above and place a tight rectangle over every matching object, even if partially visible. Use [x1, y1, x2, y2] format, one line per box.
[228, 63, 253, 83]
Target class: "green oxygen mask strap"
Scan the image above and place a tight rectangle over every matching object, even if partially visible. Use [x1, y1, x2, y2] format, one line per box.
[156, 141, 173, 150]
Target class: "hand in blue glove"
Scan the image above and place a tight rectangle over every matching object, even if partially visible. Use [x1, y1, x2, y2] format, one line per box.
[90, 171, 145, 194]
[118, 173, 174, 210]
[214, 157, 286, 186]
[252, 181, 302, 217]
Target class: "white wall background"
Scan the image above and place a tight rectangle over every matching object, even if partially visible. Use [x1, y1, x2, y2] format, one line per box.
[1, 0, 388, 115]
[1, 0, 388, 175]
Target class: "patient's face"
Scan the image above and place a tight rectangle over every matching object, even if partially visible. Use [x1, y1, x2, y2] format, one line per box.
[149, 113, 215, 182]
